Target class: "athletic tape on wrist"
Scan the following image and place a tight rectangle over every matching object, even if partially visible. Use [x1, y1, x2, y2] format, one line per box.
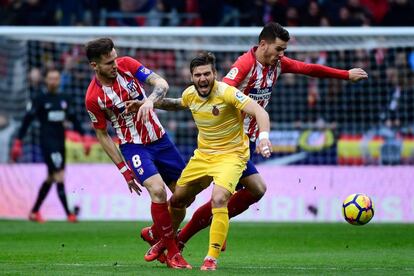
[258, 131, 269, 141]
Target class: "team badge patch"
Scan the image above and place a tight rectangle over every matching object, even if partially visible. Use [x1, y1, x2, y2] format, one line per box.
[225, 67, 239, 80]
[235, 91, 247, 102]
[212, 106, 220, 116]
[87, 110, 98, 123]
[140, 67, 151, 75]
[138, 168, 144, 175]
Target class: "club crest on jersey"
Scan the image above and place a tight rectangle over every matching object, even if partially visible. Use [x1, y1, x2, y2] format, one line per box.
[212, 105, 220, 116]
[225, 67, 238, 80]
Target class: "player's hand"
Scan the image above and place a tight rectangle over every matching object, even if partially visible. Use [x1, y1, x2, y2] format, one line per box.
[82, 135, 93, 156]
[124, 100, 143, 114]
[11, 139, 23, 162]
[348, 68, 368, 83]
[257, 138, 272, 158]
[137, 99, 154, 123]
[117, 162, 143, 196]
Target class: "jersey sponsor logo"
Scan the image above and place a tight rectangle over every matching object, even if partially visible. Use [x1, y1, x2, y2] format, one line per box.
[212, 105, 220, 116]
[48, 110, 65, 122]
[235, 90, 247, 102]
[26, 101, 32, 112]
[127, 80, 138, 93]
[87, 110, 98, 123]
[225, 67, 239, 80]
[249, 87, 272, 101]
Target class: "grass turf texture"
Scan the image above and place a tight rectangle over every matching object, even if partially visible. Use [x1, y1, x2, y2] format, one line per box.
[1, 221, 413, 275]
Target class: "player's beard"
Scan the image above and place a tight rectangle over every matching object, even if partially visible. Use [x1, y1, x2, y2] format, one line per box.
[195, 80, 213, 98]
[99, 69, 117, 82]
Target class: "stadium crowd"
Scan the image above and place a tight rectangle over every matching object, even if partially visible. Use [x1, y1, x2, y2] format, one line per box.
[1, 0, 414, 27]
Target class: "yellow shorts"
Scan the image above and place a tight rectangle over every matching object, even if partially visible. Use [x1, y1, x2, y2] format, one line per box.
[176, 149, 248, 193]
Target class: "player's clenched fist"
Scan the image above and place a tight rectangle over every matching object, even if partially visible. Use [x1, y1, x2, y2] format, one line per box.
[348, 68, 368, 83]
[257, 131, 272, 158]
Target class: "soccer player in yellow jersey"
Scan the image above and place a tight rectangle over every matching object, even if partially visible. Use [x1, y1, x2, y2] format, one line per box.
[126, 52, 272, 270]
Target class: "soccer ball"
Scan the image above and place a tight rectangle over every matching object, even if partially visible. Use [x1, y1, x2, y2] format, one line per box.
[342, 193, 374, 225]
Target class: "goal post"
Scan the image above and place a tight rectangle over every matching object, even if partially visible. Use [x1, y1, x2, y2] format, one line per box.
[1, 26, 413, 165]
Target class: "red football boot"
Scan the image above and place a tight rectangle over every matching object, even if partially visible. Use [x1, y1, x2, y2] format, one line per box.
[141, 227, 166, 263]
[144, 239, 166, 262]
[166, 253, 192, 269]
[200, 257, 217, 271]
[28, 212, 45, 223]
[67, 213, 78, 223]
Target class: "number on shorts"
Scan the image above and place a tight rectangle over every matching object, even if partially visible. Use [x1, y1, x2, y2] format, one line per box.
[131, 154, 142, 168]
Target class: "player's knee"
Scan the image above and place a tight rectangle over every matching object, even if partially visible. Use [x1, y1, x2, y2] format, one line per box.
[170, 196, 186, 209]
[148, 184, 167, 202]
[250, 181, 267, 199]
[211, 193, 230, 208]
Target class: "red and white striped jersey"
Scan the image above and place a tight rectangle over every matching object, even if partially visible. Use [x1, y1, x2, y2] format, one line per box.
[85, 56, 165, 145]
[223, 46, 349, 141]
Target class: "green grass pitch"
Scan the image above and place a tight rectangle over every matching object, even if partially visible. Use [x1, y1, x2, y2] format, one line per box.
[1, 220, 413, 275]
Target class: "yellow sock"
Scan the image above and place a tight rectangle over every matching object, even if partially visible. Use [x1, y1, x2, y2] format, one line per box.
[207, 207, 229, 259]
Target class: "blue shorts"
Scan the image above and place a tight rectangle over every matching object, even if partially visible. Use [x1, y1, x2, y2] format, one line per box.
[240, 141, 259, 179]
[119, 134, 185, 185]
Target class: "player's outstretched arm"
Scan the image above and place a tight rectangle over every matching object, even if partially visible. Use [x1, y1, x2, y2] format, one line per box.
[348, 68, 368, 83]
[94, 128, 142, 195]
[125, 98, 186, 113]
[241, 101, 272, 158]
[137, 72, 169, 122]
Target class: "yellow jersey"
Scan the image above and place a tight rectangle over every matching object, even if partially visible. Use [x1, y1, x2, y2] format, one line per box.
[181, 80, 251, 156]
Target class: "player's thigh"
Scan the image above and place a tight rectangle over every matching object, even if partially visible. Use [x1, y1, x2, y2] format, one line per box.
[142, 173, 167, 203]
[153, 135, 186, 187]
[210, 155, 247, 194]
[176, 150, 210, 189]
[239, 172, 267, 198]
[119, 143, 159, 184]
[171, 176, 211, 208]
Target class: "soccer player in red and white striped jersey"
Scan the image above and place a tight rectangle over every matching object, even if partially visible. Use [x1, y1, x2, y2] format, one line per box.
[177, 22, 368, 247]
[85, 38, 191, 269]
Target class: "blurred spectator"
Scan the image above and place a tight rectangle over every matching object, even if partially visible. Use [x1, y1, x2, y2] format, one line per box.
[382, 0, 414, 26]
[8, 0, 57, 26]
[262, 0, 287, 26]
[286, 6, 300, 26]
[28, 67, 43, 97]
[302, 1, 322, 26]
[360, 0, 389, 25]
[198, 0, 223, 26]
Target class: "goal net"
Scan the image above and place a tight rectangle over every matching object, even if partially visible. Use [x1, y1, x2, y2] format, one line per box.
[1, 27, 413, 165]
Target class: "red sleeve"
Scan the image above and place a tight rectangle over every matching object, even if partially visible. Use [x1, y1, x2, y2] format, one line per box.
[85, 92, 107, 130]
[117, 56, 142, 75]
[222, 53, 252, 87]
[280, 56, 349, 80]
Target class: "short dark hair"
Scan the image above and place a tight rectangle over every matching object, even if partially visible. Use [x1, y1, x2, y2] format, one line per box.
[258, 22, 290, 43]
[85, 38, 114, 62]
[190, 51, 216, 74]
